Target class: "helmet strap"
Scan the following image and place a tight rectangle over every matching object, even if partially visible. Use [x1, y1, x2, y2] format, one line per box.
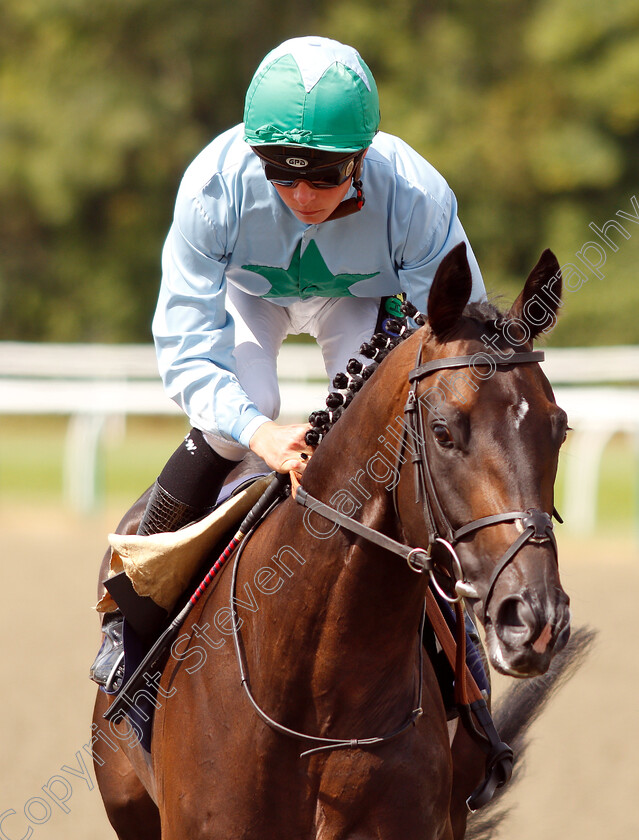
[324, 155, 366, 223]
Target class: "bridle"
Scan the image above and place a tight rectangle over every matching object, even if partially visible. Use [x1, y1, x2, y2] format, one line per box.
[295, 345, 558, 616]
[398, 345, 558, 612]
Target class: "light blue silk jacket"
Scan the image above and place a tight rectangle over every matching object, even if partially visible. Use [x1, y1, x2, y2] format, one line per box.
[154, 124, 485, 447]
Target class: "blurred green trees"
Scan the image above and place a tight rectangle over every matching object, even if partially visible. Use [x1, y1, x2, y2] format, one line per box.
[1, 0, 638, 345]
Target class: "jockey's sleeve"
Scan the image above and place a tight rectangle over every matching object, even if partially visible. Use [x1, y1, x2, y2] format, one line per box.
[395, 179, 485, 313]
[153, 187, 270, 449]
[400, 192, 485, 311]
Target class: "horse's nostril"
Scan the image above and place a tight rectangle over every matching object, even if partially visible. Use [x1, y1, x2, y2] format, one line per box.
[496, 596, 536, 642]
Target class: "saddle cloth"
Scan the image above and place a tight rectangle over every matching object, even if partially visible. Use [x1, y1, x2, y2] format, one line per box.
[95, 473, 272, 615]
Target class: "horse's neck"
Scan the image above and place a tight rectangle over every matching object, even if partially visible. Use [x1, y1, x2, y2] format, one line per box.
[285, 336, 428, 671]
[302, 329, 421, 539]
[221, 337, 433, 734]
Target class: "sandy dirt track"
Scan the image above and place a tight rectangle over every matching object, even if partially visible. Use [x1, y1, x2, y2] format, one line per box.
[0, 503, 637, 839]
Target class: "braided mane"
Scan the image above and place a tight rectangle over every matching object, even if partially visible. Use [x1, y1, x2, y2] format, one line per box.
[305, 297, 511, 448]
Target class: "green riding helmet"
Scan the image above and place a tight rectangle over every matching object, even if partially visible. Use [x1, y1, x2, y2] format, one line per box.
[244, 36, 380, 153]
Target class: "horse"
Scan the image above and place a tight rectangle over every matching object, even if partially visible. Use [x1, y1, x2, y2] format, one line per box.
[92, 242, 571, 839]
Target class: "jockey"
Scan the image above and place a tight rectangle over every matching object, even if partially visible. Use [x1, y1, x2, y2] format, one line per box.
[90, 35, 486, 688]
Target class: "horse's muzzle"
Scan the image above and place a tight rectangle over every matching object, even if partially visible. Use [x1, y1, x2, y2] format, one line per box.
[486, 592, 571, 677]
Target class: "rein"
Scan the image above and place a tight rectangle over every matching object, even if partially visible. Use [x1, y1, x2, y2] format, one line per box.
[294, 486, 432, 573]
[230, 526, 426, 758]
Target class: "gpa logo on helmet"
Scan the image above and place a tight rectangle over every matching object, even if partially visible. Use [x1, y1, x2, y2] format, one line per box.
[286, 157, 309, 168]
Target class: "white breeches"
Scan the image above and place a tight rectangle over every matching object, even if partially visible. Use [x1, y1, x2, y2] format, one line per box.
[204, 286, 380, 459]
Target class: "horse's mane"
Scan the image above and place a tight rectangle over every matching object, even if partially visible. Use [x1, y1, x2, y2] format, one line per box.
[465, 299, 505, 322]
[306, 296, 512, 447]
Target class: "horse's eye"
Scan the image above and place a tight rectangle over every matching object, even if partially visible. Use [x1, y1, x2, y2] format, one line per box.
[553, 409, 570, 446]
[432, 422, 453, 448]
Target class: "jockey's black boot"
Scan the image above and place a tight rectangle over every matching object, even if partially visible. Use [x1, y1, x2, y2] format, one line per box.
[89, 429, 238, 689]
[135, 428, 239, 536]
[136, 480, 211, 536]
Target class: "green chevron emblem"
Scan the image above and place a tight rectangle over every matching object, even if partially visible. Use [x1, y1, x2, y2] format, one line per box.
[242, 240, 379, 299]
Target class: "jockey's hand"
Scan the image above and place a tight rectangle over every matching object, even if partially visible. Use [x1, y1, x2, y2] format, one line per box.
[249, 421, 313, 474]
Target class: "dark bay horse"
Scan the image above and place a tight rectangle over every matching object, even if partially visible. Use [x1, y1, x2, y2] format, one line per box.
[92, 243, 570, 839]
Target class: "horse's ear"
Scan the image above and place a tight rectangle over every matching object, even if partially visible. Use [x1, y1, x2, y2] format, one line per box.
[508, 249, 562, 340]
[427, 243, 473, 339]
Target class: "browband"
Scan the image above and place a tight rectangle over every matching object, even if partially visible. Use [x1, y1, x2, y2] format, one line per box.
[409, 350, 544, 383]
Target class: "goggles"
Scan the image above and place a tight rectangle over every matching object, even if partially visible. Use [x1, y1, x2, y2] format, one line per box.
[255, 150, 362, 189]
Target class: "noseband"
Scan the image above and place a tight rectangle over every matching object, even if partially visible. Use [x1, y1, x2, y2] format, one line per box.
[401, 347, 557, 610]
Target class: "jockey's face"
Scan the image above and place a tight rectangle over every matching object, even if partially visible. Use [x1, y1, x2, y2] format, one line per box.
[273, 178, 352, 224]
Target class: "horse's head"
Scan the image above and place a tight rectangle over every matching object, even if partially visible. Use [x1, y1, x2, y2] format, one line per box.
[395, 243, 570, 677]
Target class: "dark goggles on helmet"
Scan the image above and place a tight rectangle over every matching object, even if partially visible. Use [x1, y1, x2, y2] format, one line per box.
[253, 147, 363, 189]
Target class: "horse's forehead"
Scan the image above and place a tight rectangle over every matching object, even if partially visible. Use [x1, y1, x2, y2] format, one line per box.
[424, 353, 550, 417]
[398, 325, 550, 414]
[432, 321, 514, 356]
[513, 396, 530, 428]
[474, 362, 547, 403]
